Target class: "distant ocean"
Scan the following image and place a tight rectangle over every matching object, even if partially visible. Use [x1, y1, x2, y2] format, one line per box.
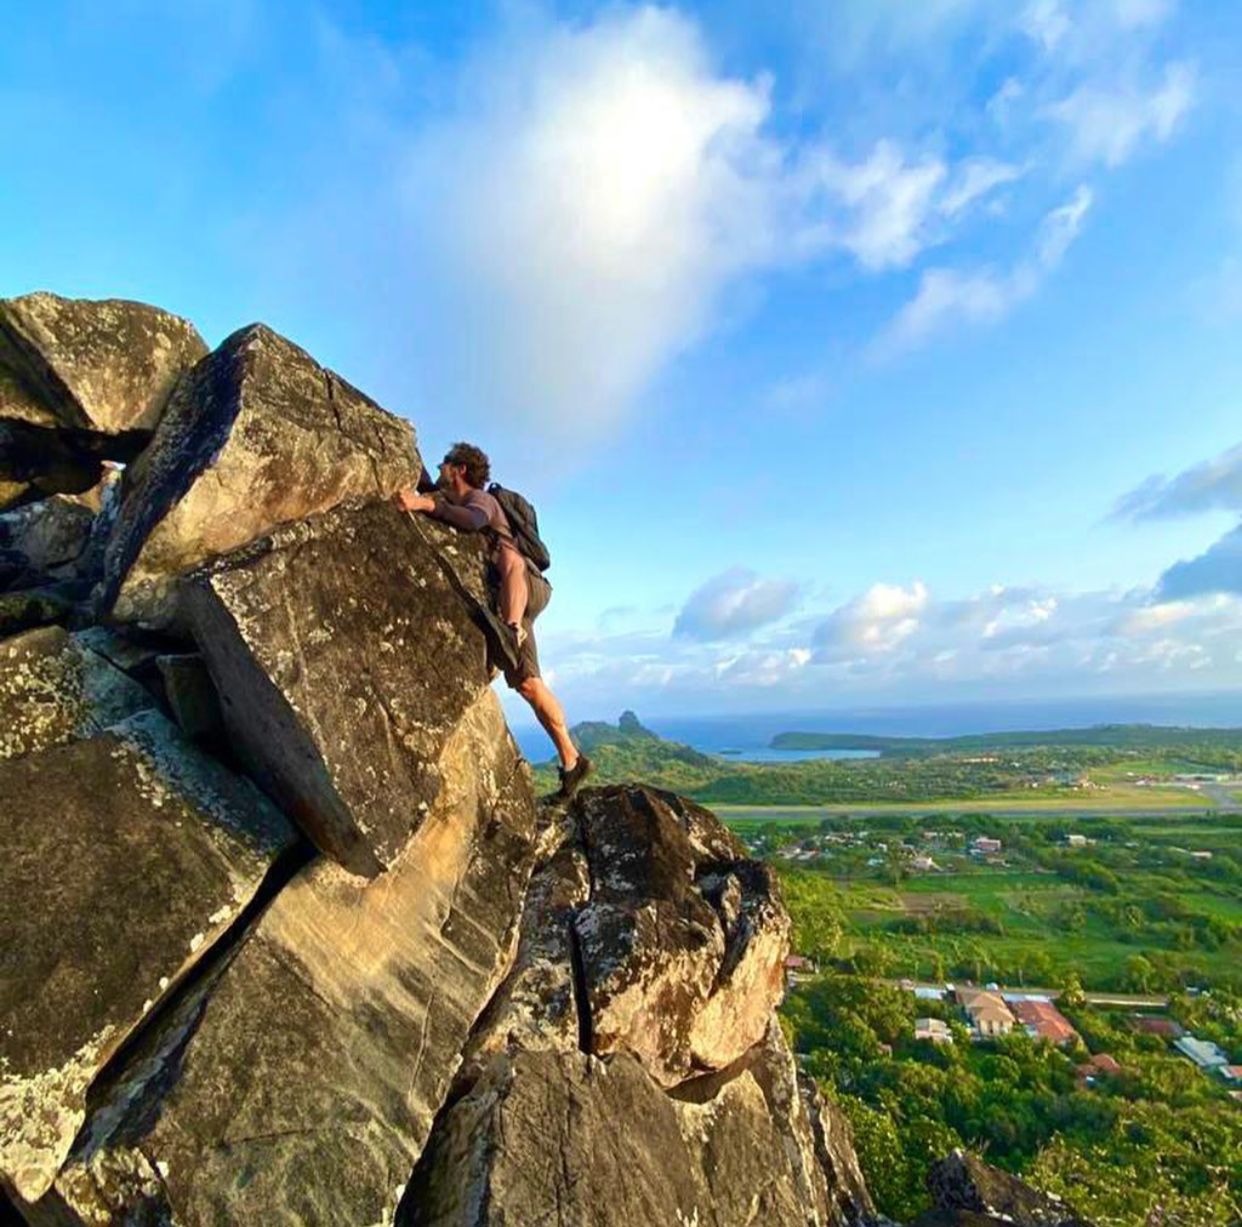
[510, 692, 1242, 765]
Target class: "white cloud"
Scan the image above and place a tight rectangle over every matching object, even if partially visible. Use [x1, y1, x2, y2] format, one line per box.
[940, 157, 1025, 217]
[364, 8, 1053, 440]
[792, 141, 947, 270]
[762, 370, 833, 415]
[1112, 0, 1174, 30]
[673, 567, 800, 641]
[1046, 61, 1194, 167]
[1113, 442, 1242, 520]
[533, 573, 1242, 716]
[814, 580, 929, 657]
[880, 184, 1092, 350]
[244, 1, 1198, 439]
[400, 8, 782, 437]
[1156, 524, 1242, 599]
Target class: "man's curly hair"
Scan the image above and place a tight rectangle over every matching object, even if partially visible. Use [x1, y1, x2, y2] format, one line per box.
[444, 442, 491, 489]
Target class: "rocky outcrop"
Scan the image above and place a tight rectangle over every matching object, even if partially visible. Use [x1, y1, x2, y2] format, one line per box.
[407, 789, 853, 1227]
[802, 1074, 876, 1225]
[574, 786, 791, 1086]
[1, 296, 886, 1227]
[38, 691, 537, 1227]
[403, 1049, 710, 1226]
[100, 323, 420, 628]
[0, 710, 296, 1203]
[0, 625, 153, 760]
[915, 1152, 1093, 1227]
[0, 293, 205, 434]
[404, 1024, 856, 1227]
[183, 501, 493, 876]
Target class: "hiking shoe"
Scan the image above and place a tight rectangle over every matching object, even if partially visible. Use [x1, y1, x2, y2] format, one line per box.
[556, 754, 593, 802]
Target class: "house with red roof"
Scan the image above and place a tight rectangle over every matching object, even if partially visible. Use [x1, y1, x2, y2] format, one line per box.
[1012, 998, 1078, 1046]
[1076, 1053, 1122, 1087]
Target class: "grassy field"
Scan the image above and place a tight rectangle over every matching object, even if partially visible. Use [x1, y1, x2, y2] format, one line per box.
[712, 781, 1209, 820]
[731, 802, 1242, 993]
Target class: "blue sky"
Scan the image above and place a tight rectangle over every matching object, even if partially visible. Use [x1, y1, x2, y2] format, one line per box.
[4, 0, 1242, 722]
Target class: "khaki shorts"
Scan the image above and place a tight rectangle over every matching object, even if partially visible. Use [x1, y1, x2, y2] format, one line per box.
[503, 569, 551, 689]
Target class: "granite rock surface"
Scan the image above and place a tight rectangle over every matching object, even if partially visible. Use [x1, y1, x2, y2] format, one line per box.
[101, 323, 420, 627]
[0, 710, 295, 1204]
[0, 293, 205, 434]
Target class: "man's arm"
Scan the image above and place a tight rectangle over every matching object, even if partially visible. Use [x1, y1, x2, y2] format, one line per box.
[393, 487, 490, 532]
[428, 499, 489, 531]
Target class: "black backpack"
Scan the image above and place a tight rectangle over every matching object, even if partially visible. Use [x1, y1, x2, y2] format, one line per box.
[489, 483, 551, 572]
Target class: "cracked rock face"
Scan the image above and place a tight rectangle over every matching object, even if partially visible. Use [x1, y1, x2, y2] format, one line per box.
[457, 835, 592, 1086]
[39, 690, 538, 1227]
[0, 293, 206, 434]
[185, 500, 495, 876]
[100, 322, 420, 628]
[402, 1050, 706, 1227]
[403, 1024, 858, 1227]
[0, 625, 154, 761]
[0, 710, 295, 1205]
[573, 786, 791, 1087]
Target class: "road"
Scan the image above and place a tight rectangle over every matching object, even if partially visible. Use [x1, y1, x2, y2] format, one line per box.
[884, 979, 1169, 1009]
[1198, 782, 1242, 811]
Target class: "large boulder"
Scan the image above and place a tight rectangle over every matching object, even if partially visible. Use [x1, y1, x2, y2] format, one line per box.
[37, 689, 538, 1227]
[0, 496, 96, 579]
[0, 710, 296, 1204]
[0, 625, 154, 760]
[184, 500, 494, 877]
[0, 292, 206, 433]
[403, 791, 853, 1226]
[916, 1152, 1093, 1227]
[100, 323, 421, 628]
[573, 786, 791, 1086]
[402, 1025, 863, 1227]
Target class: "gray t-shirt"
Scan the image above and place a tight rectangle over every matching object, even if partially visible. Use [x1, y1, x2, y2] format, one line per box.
[431, 489, 521, 559]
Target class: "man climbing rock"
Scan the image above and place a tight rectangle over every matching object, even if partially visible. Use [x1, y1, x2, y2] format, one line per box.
[395, 442, 592, 800]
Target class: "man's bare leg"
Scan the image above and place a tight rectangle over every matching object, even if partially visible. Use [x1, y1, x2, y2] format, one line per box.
[496, 548, 528, 628]
[517, 676, 578, 769]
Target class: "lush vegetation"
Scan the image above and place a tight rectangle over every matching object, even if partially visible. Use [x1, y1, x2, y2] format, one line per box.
[739, 810, 1242, 993]
[532, 712, 1242, 807]
[542, 712, 1242, 1222]
[781, 974, 1242, 1224]
[765, 808, 1242, 1223]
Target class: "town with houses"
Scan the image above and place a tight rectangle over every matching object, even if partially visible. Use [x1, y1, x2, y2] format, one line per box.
[754, 826, 1221, 874]
[783, 955, 1242, 1101]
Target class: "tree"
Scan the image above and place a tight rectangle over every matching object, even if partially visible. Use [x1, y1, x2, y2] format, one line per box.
[1060, 972, 1086, 1010]
[1123, 954, 1155, 994]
